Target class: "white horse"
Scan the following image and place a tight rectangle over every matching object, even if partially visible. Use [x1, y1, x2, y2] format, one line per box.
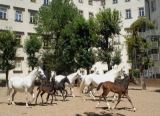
[79, 64, 124, 100]
[51, 71, 82, 97]
[7, 67, 46, 107]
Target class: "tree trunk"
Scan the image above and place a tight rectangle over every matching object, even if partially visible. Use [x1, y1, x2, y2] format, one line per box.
[86, 67, 90, 74]
[107, 61, 111, 71]
[5, 70, 9, 87]
[140, 72, 147, 90]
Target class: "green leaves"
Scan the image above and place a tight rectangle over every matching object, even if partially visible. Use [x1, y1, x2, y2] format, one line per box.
[126, 17, 154, 69]
[0, 30, 17, 70]
[0, 30, 17, 86]
[24, 35, 42, 69]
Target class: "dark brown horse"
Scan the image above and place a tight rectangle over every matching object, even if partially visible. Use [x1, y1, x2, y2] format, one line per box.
[96, 74, 136, 112]
[35, 76, 70, 105]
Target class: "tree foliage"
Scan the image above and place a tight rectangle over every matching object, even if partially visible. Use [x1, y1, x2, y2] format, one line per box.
[0, 30, 17, 86]
[24, 35, 42, 70]
[126, 17, 154, 90]
[96, 8, 121, 70]
[36, 0, 97, 74]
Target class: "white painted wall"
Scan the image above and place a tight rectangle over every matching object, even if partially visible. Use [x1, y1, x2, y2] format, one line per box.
[0, 0, 146, 79]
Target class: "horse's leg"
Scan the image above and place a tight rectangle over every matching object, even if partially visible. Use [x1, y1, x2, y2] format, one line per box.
[89, 90, 96, 101]
[96, 90, 110, 108]
[40, 91, 45, 104]
[35, 90, 41, 104]
[125, 94, 136, 112]
[46, 93, 50, 103]
[60, 90, 65, 101]
[112, 93, 117, 103]
[29, 90, 35, 104]
[7, 88, 12, 105]
[96, 94, 102, 107]
[102, 90, 111, 109]
[112, 94, 121, 109]
[65, 89, 68, 99]
[25, 89, 29, 107]
[71, 87, 75, 97]
[11, 90, 17, 105]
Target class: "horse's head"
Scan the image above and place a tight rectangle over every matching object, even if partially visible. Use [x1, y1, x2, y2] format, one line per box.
[123, 73, 137, 85]
[64, 76, 70, 85]
[37, 66, 46, 80]
[129, 76, 137, 85]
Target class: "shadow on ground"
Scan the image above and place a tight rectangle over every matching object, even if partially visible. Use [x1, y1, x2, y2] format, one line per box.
[76, 112, 125, 116]
[153, 89, 160, 93]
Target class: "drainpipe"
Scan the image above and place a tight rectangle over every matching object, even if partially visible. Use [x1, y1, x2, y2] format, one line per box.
[146, 0, 151, 20]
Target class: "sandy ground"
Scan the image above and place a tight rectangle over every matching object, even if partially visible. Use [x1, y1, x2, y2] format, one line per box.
[0, 86, 160, 116]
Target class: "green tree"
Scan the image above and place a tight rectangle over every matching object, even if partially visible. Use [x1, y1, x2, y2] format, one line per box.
[71, 16, 97, 74]
[96, 8, 121, 70]
[126, 17, 154, 89]
[24, 35, 42, 70]
[36, 0, 97, 74]
[0, 30, 17, 86]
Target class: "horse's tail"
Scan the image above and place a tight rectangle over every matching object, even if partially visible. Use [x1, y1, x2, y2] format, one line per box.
[79, 76, 86, 93]
[97, 82, 103, 91]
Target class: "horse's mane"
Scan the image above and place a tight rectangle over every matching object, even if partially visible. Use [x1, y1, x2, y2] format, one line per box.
[27, 68, 38, 77]
[67, 72, 77, 78]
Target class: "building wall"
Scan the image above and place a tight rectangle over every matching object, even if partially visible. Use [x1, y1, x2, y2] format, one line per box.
[143, 0, 160, 77]
[0, 0, 146, 78]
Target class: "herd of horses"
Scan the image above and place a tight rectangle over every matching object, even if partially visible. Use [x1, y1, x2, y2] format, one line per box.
[6, 64, 137, 112]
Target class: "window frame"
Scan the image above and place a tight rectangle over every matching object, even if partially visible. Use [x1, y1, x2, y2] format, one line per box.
[43, 0, 49, 5]
[78, 0, 83, 3]
[89, 12, 94, 18]
[101, 0, 106, 6]
[15, 10, 23, 22]
[79, 10, 83, 15]
[31, 0, 36, 3]
[139, 7, 145, 17]
[125, 9, 132, 19]
[125, 0, 130, 2]
[29, 11, 37, 24]
[88, 0, 93, 5]
[0, 7, 7, 20]
[113, 0, 118, 4]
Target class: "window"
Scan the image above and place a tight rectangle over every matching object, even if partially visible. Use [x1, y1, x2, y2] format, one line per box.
[151, 0, 156, 12]
[79, 0, 83, 3]
[101, 0, 106, 6]
[125, 0, 130, 2]
[29, 12, 36, 24]
[125, 9, 132, 19]
[0, 7, 7, 20]
[88, 0, 93, 5]
[31, 0, 36, 3]
[89, 12, 94, 18]
[44, 0, 49, 5]
[113, 0, 118, 4]
[15, 10, 23, 22]
[139, 7, 145, 16]
[79, 10, 83, 15]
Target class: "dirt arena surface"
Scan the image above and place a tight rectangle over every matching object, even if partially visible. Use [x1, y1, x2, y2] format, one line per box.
[0, 86, 160, 116]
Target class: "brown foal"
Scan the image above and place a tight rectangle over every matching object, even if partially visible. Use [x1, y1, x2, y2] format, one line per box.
[96, 75, 136, 112]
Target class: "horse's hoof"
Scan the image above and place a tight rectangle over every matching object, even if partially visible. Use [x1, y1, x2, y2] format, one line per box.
[112, 106, 115, 109]
[133, 108, 136, 112]
[11, 102, 15, 105]
[28, 101, 31, 104]
[26, 106, 31, 108]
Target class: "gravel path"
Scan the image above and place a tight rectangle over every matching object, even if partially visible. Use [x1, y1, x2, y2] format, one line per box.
[0, 86, 160, 116]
